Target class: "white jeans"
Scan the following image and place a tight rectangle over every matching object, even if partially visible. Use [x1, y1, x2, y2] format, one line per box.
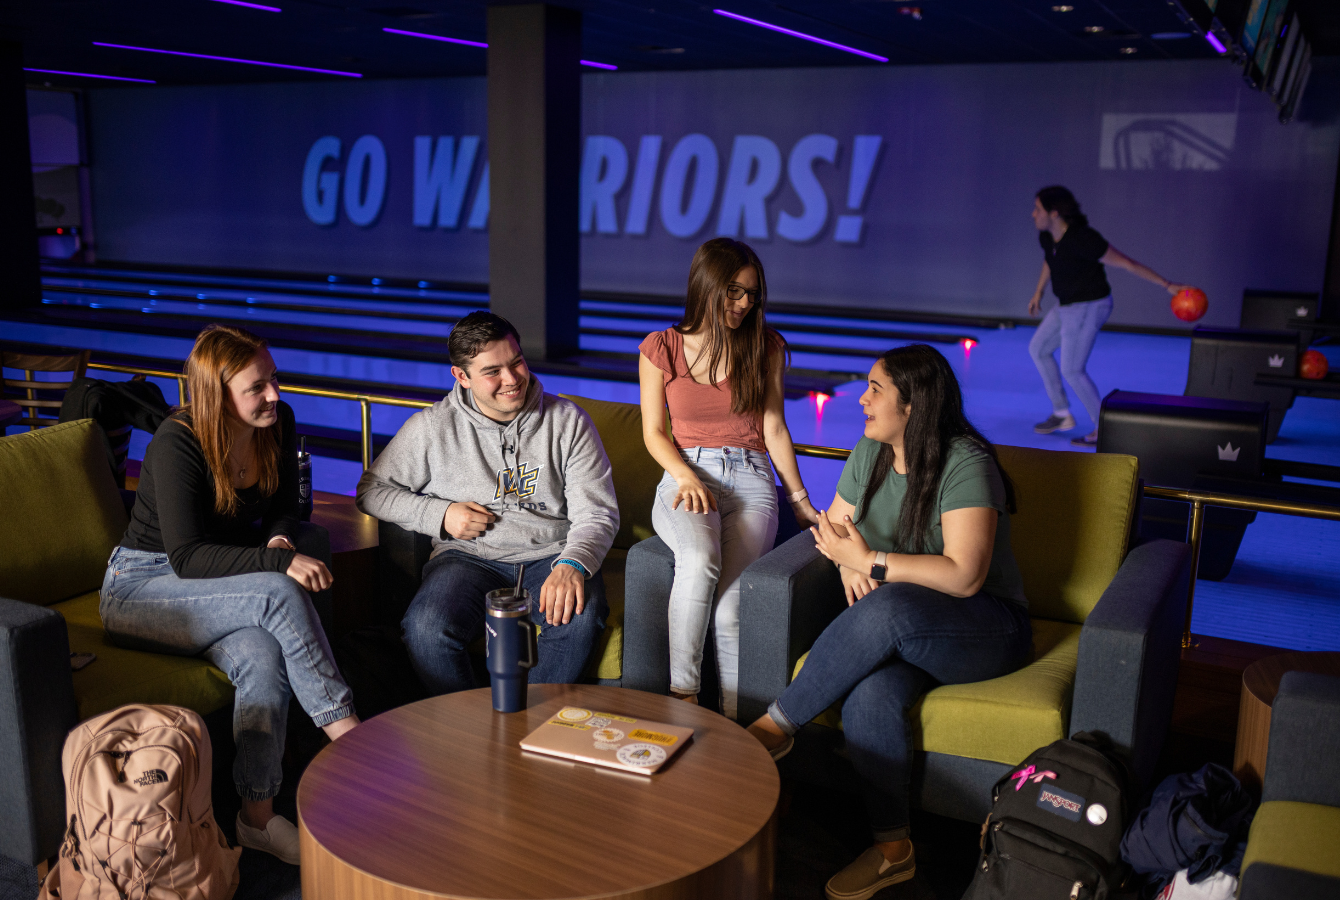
[652, 446, 779, 718]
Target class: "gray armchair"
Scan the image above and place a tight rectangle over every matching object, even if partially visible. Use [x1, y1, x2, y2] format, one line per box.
[623, 444, 1189, 824]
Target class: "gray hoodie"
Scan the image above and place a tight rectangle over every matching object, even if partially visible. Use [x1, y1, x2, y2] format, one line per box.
[355, 377, 619, 574]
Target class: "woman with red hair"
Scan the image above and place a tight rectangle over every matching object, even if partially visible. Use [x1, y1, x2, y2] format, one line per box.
[100, 325, 357, 866]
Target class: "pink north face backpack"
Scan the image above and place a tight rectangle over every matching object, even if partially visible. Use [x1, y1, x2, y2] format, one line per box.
[39, 704, 241, 900]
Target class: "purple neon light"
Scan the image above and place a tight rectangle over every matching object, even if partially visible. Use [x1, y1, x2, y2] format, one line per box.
[208, 0, 282, 11]
[382, 27, 487, 48]
[382, 28, 617, 68]
[712, 9, 888, 62]
[1204, 32, 1227, 54]
[24, 67, 155, 83]
[92, 42, 362, 77]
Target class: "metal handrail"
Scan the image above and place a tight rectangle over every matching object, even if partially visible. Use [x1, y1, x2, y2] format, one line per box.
[89, 361, 1340, 648]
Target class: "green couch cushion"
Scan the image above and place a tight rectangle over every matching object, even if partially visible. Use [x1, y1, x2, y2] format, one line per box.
[793, 618, 1080, 765]
[53, 591, 235, 721]
[0, 419, 129, 606]
[913, 618, 1079, 764]
[559, 394, 663, 551]
[996, 445, 1138, 625]
[591, 549, 625, 680]
[1242, 800, 1340, 881]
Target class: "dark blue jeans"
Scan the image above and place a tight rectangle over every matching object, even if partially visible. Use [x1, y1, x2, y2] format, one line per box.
[402, 550, 608, 695]
[768, 581, 1031, 842]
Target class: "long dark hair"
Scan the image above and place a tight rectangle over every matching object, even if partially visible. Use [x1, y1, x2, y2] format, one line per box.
[675, 237, 784, 417]
[856, 345, 1015, 554]
[1036, 185, 1089, 229]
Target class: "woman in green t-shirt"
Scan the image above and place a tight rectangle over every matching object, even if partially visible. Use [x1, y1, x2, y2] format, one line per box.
[745, 344, 1032, 900]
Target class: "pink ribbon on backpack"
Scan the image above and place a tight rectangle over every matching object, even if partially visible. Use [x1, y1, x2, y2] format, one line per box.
[1010, 765, 1058, 791]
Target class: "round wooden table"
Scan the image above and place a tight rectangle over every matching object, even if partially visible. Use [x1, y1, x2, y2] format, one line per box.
[298, 684, 780, 900]
[1234, 651, 1340, 792]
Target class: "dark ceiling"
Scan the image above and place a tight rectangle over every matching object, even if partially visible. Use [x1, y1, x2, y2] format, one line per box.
[5, 0, 1338, 89]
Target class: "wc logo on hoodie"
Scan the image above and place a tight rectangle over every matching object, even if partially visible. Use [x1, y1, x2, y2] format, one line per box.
[495, 463, 542, 500]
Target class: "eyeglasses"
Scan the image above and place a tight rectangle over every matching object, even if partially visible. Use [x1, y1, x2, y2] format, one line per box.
[725, 284, 761, 303]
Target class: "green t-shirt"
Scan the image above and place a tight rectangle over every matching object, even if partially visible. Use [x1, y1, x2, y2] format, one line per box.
[836, 437, 1028, 609]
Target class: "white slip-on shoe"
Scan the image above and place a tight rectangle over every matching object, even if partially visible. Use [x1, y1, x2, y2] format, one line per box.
[825, 845, 916, 900]
[235, 812, 301, 866]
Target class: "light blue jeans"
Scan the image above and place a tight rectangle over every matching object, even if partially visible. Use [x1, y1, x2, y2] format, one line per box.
[99, 546, 355, 801]
[652, 446, 778, 718]
[1028, 295, 1113, 428]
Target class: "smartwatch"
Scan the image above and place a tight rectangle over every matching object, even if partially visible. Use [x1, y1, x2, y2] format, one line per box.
[869, 551, 888, 582]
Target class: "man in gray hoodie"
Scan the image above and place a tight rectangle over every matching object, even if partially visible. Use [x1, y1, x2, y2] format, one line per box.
[356, 312, 619, 695]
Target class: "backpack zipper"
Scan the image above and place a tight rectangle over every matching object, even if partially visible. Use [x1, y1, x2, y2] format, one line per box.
[1070, 881, 1082, 899]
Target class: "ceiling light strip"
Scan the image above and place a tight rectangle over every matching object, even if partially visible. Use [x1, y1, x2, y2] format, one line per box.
[92, 42, 362, 77]
[712, 9, 888, 62]
[382, 27, 486, 49]
[208, 0, 282, 11]
[25, 67, 156, 83]
[383, 28, 617, 68]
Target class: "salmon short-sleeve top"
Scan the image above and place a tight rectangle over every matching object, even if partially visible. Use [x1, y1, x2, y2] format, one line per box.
[639, 327, 784, 452]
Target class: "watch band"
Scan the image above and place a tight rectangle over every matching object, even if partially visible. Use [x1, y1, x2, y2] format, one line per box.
[869, 551, 887, 582]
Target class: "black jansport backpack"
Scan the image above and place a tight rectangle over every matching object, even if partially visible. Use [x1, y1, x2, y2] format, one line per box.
[963, 733, 1134, 900]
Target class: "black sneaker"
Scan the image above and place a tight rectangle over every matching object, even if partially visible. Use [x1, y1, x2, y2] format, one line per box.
[1070, 431, 1098, 447]
[1033, 413, 1076, 434]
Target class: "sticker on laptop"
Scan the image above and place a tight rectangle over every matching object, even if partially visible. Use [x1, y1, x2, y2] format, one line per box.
[591, 728, 625, 744]
[628, 728, 678, 746]
[588, 716, 612, 729]
[617, 743, 667, 768]
[555, 708, 592, 723]
[1036, 786, 1085, 822]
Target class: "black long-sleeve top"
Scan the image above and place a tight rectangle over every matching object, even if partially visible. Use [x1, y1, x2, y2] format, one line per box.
[120, 402, 301, 578]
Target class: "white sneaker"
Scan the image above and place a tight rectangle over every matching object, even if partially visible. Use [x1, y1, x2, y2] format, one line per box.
[235, 812, 301, 865]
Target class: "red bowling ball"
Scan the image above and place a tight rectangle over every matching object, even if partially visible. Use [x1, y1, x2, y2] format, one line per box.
[1171, 288, 1209, 322]
[1300, 349, 1329, 380]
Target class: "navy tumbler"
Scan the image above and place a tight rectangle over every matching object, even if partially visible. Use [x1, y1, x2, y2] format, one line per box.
[484, 588, 538, 712]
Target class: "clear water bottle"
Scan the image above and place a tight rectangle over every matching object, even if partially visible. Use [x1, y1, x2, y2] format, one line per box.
[297, 436, 313, 522]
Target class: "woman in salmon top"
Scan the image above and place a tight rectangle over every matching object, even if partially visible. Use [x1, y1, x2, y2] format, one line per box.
[638, 237, 819, 718]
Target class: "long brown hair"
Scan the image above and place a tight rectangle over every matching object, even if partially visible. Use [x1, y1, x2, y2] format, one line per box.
[856, 345, 1015, 553]
[675, 237, 785, 417]
[176, 325, 282, 516]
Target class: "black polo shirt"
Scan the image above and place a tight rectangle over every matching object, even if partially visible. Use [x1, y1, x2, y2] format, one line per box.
[1040, 225, 1111, 305]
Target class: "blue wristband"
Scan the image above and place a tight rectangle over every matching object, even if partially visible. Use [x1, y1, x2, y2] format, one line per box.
[555, 558, 587, 577]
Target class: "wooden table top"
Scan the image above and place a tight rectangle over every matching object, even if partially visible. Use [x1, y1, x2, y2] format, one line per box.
[297, 684, 780, 900]
[1243, 651, 1340, 708]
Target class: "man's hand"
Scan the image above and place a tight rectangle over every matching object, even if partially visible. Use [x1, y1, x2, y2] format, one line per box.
[539, 564, 585, 626]
[443, 501, 495, 540]
[839, 565, 880, 606]
[286, 553, 333, 592]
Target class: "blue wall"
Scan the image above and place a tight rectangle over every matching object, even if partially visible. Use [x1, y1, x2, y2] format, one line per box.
[89, 58, 1339, 328]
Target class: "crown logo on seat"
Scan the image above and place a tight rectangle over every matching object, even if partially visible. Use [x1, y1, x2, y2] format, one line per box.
[1217, 442, 1240, 461]
[1295, 306, 1310, 318]
[1267, 354, 1284, 368]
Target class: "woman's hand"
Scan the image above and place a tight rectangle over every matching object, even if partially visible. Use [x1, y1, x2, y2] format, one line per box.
[1028, 293, 1042, 317]
[839, 565, 880, 606]
[286, 553, 333, 592]
[811, 509, 873, 572]
[673, 474, 717, 515]
[791, 497, 822, 528]
[1165, 282, 1195, 296]
[267, 535, 296, 551]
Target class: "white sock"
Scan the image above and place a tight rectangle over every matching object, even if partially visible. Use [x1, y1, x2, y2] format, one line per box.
[1054, 409, 1071, 418]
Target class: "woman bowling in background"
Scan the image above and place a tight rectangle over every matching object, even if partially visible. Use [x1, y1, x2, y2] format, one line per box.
[745, 344, 1031, 900]
[1027, 185, 1194, 445]
[638, 237, 820, 718]
[99, 325, 358, 866]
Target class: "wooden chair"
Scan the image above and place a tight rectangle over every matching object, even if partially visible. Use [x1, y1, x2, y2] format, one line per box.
[1, 349, 91, 431]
